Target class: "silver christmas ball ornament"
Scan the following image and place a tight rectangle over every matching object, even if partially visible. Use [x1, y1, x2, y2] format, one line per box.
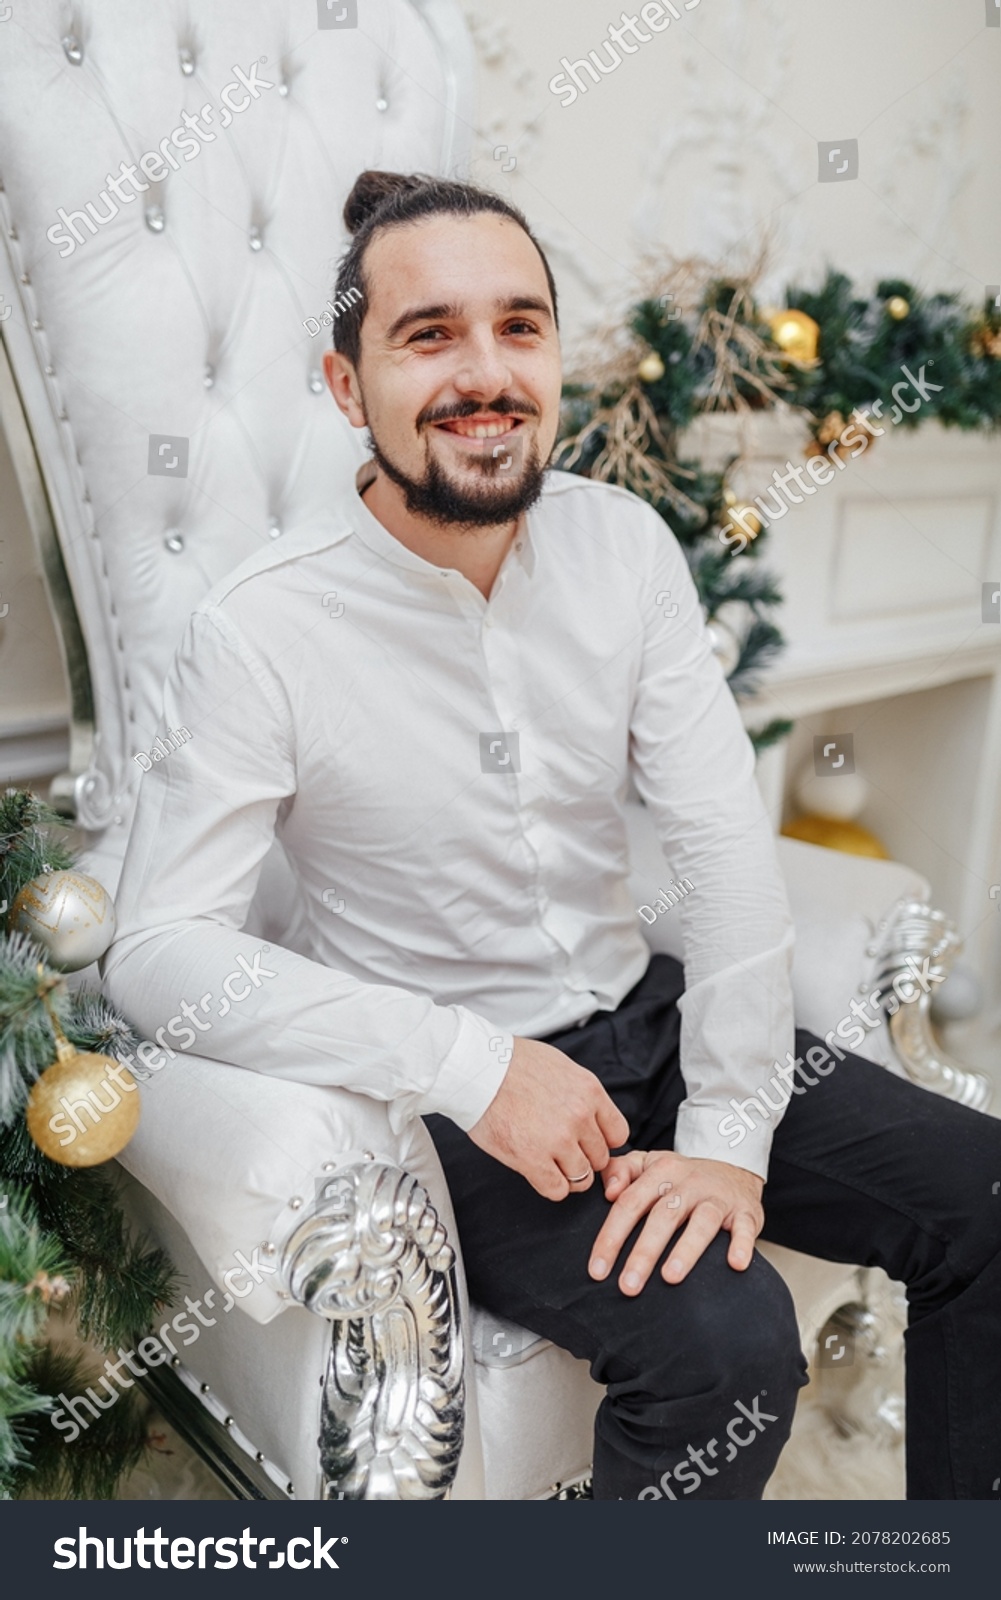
[8, 870, 117, 971]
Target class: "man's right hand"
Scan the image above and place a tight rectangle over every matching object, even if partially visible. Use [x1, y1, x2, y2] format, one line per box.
[468, 1035, 630, 1200]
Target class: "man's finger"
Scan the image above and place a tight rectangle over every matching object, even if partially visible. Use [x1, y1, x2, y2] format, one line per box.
[560, 1147, 598, 1192]
[588, 1167, 673, 1278]
[616, 1201, 691, 1295]
[596, 1097, 630, 1151]
[577, 1122, 611, 1176]
[661, 1200, 726, 1284]
[726, 1211, 761, 1271]
[600, 1150, 644, 1197]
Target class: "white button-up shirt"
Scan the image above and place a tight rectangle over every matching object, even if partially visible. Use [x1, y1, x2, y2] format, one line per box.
[102, 468, 795, 1177]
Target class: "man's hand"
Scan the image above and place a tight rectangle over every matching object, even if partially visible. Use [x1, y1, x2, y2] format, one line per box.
[469, 1036, 629, 1201]
[588, 1150, 764, 1294]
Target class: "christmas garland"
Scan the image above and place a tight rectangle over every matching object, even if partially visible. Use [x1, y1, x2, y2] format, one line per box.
[556, 267, 1001, 750]
[0, 789, 175, 1499]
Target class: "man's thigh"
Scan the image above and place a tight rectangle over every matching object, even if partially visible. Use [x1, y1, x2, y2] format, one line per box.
[425, 1110, 800, 1395]
[759, 1031, 1001, 1293]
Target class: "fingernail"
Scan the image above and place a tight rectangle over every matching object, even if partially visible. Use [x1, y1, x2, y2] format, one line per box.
[665, 1258, 683, 1279]
[623, 1271, 641, 1292]
[590, 1258, 607, 1279]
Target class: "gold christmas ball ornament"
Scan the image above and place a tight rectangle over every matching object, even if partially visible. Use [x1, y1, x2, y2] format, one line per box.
[767, 309, 820, 366]
[781, 813, 890, 860]
[721, 500, 763, 542]
[637, 351, 666, 383]
[886, 295, 910, 321]
[8, 870, 116, 971]
[26, 1040, 140, 1167]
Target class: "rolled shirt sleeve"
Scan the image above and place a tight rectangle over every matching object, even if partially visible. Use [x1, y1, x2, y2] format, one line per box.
[100, 606, 510, 1133]
[628, 513, 796, 1179]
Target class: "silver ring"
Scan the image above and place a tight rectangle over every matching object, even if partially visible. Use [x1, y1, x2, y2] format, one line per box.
[568, 1169, 592, 1184]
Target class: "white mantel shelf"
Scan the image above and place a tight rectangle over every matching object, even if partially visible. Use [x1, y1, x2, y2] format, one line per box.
[698, 412, 1001, 1002]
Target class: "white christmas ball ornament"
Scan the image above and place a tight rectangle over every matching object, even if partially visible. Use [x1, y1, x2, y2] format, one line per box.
[794, 761, 870, 822]
[8, 870, 117, 972]
[929, 962, 984, 1024]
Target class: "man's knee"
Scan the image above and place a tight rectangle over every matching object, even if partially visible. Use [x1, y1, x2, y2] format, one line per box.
[617, 1238, 806, 1404]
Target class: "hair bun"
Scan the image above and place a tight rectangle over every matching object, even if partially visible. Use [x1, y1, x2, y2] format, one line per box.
[343, 170, 430, 234]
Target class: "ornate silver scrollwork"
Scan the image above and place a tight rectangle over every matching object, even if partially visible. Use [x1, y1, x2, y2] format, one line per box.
[871, 899, 992, 1111]
[281, 1159, 464, 1500]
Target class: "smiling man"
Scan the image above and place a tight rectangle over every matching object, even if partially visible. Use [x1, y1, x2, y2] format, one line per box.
[104, 170, 1001, 1502]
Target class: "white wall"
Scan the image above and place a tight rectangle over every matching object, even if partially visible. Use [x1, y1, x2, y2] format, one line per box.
[462, 0, 1001, 362]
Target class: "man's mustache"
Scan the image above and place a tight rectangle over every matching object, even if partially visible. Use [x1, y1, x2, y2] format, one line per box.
[417, 396, 541, 429]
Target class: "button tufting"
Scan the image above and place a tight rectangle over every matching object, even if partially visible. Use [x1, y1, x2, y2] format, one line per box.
[203, 363, 215, 389]
[179, 47, 195, 76]
[268, 516, 283, 539]
[145, 204, 165, 233]
[278, 81, 289, 97]
[308, 369, 324, 393]
[164, 532, 184, 554]
[249, 225, 263, 251]
[376, 96, 389, 112]
[288, 1196, 303, 1211]
[61, 34, 84, 66]
[19, 273, 29, 285]
[261, 1241, 276, 1256]
[31, 320, 42, 331]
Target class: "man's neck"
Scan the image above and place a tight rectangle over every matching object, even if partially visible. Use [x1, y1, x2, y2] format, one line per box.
[361, 467, 521, 602]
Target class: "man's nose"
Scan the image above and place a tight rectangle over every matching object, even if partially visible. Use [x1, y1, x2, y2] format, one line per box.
[452, 334, 514, 400]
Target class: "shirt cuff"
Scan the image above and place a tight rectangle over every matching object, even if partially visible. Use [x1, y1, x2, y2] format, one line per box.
[419, 1008, 513, 1130]
[672, 1101, 775, 1182]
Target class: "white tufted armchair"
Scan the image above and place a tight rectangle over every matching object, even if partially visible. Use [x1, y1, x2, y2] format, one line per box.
[0, 0, 990, 1500]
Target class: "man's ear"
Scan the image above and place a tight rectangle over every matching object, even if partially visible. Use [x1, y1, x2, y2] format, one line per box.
[324, 349, 366, 429]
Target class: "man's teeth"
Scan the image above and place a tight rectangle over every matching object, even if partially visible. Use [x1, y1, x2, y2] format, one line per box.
[444, 419, 515, 438]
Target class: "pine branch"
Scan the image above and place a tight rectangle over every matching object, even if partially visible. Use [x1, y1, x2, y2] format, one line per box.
[5, 1345, 151, 1500]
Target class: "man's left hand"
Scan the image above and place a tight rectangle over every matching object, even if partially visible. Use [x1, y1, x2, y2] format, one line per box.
[587, 1150, 764, 1294]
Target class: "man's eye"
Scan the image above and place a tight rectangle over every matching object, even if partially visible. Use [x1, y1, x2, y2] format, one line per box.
[505, 320, 539, 336]
[409, 327, 448, 343]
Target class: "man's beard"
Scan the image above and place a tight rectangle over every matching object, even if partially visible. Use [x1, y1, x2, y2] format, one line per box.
[365, 398, 549, 528]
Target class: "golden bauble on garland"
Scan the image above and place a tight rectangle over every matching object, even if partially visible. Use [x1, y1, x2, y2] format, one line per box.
[720, 489, 763, 543]
[886, 295, 910, 321]
[765, 308, 820, 366]
[970, 322, 1001, 360]
[24, 979, 140, 1167]
[637, 350, 666, 383]
[8, 870, 116, 972]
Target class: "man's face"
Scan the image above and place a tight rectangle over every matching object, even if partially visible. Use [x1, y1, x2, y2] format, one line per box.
[325, 213, 562, 526]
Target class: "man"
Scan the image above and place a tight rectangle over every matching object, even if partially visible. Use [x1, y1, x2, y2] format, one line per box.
[103, 170, 1001, 1501]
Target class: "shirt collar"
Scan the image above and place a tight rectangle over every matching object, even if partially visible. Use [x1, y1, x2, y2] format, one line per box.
[347, 459, 537, 583]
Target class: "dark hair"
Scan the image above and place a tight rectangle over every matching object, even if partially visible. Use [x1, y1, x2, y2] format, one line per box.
[330, 170, 559, 365]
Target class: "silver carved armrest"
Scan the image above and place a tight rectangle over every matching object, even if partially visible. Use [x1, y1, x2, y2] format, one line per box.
[280, 1156, 465, 1501]
[870, 899, 992, 1111]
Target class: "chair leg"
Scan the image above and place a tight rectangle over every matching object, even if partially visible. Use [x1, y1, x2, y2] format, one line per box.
[281, 1157, 465, 1500]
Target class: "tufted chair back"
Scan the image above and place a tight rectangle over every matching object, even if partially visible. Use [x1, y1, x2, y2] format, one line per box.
[0, 0, 472, 874]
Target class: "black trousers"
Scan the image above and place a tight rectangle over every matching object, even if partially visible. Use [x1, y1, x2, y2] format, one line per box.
[426, 953, 1001, 1500]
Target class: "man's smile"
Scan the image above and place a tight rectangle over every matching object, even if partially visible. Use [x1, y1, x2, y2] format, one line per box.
[431, 413, 527, 445]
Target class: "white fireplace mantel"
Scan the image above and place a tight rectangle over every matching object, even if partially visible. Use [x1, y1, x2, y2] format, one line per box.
[683, 411, 1001, 1002]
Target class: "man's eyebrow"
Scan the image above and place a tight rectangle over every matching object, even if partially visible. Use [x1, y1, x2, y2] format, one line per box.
[384, 295, 553, 342]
